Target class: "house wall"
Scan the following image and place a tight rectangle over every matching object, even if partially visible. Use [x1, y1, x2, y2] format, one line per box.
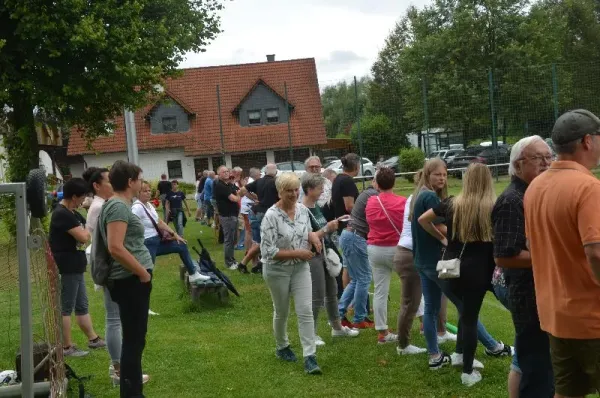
[239, 84, 289, 127]
[149, 101, 190, 134]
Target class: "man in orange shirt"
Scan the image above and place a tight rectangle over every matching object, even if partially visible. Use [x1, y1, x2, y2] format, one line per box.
[524, 109, 600, 398]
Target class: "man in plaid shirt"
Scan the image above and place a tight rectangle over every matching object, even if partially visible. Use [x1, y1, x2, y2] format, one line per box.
[492, 136, 554, 398]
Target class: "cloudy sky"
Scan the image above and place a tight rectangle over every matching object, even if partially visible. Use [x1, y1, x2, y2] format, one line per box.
[180, 0, 429, 86]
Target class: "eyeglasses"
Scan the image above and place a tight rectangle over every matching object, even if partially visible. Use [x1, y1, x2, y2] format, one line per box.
[307, 165, 321, 170]
[519, 155, 553, 163]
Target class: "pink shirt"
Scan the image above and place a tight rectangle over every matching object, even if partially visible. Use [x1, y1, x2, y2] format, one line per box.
[366, 192, 407, 246]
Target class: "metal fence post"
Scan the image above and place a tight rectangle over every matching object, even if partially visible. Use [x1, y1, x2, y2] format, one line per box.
[284, 82, 294, 171]
[421, 77, 430, 154]
[488, 68, 499, 181]
[354, 76, 365, 190]
[552, 63, 559, 121]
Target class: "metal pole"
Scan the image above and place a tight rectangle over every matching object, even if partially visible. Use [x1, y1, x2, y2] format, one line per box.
[284, 83, 294, 172]
[488, 68, 498, 181]
[354, 76, 365, 190]
[216, 85, 225, 166]
[552, 63, 559, 121]
[16, 182, 34, 398]
[422, 78, 430, 155]
[124, 108, 139, 165]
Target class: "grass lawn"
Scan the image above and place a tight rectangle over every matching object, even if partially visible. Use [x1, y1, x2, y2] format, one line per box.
[0, 175, 533, 397]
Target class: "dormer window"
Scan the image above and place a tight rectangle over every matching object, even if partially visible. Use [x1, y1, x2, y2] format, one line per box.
[248, 110, 261, 126]
[162, 116, 178, 132]
[266, 108, 279, 124]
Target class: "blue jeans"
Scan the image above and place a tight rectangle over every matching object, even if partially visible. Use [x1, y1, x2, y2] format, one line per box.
[171, 209, 185, 237]
[249, 210, 264, 243]
[418, 267, 499, 355]
[493, 284, 521, 373]
[338, 230, 372, 323]
[144, 235, 197, 275]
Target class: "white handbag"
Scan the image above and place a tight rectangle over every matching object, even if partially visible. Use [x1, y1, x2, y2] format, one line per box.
[324, 247, 342, 278]
[436, 243, 466, 279]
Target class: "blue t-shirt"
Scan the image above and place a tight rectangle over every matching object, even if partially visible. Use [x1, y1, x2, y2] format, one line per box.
[204, 178, 214, 201]
[411, 190, 443, 269]
[166, 191, 185, 210]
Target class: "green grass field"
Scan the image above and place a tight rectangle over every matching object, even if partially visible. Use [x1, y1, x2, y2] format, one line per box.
[0, 175, 529, 397]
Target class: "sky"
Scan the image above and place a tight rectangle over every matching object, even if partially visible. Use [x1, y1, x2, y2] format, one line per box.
[180, 0, 429, 86]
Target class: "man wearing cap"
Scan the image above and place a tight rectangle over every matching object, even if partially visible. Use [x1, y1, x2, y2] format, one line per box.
[493, 136, 554, 397]
[524, 109, 600, 398]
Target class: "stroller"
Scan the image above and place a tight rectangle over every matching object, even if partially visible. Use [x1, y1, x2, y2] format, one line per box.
[180, 239, 240, 303]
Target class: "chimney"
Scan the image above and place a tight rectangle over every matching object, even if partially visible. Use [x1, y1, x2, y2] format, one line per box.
[266, 54, 275, 62]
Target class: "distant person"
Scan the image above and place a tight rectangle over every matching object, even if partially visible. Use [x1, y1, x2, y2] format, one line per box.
[239, 168, 260, 264]
[156, 174, 172, 222]
[524, 110, 600, 398]
[260, 172, 323, 374]
[493, 136, 554, 398]
[214, 166, 243, 269]
[49, 177, 105, 357]
[165, 180, 191, 237]
[204, 171, 216, 227]
[195, 170, 209, 222]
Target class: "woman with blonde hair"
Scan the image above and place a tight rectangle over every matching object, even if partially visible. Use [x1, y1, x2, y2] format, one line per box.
[261, 172, 323, 375]
[419, 163, 506, 386]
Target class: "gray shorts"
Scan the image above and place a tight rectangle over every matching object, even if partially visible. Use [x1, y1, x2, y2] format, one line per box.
[60, 273, 89, 316]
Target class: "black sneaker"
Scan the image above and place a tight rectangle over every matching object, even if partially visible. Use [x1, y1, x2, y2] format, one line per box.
[485, 342, 513, 357]
[429, 352, 451, 370]
[251, 262, 263, 274]
[238, 263, 249, 274]
[276, 346, 297, 362]
[304, 355, 322, 375]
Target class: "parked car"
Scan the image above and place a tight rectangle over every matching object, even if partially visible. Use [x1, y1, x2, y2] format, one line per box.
[260, 161, 305, 178]
[377, 155, 400, 172]
[426, 149, 465, 164]
[326, 157, 376, 177]
[448, 145, 511, 178]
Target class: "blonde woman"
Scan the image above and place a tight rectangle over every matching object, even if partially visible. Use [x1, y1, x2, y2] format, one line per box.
[419, 163, 501, 386]
[260, 172, 323, 375]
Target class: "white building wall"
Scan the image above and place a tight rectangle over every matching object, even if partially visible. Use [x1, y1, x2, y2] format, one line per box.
[82, 149, 197, 183]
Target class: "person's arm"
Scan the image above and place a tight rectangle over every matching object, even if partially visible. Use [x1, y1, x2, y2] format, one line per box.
[106, 221, 151, 282]
[578, 184, 600, 283]
[68, 226, 91, 244]
[494, 199, 531, 268]
[165, 200, 171, 220]
[495, 251, 532, 269]
[343, 196, 355, 213]
[182, 193, 191, 216]
[418, 209, 447, 245]
[584, 244, 600, 282]
[313, 220, 338, 239]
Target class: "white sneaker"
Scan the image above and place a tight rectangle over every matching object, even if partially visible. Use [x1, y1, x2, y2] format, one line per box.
[228, 262, 239, 270]
[377, 332, 398, 344]
[315, 336, 326, 346]
[397, 345, 427, 355]
[148, 309, 159, 316]
[451, 353, 484, 369]
[437, 331, 457, 344]
[461, 370, 482, 387]
[188, 272, 211, 283]
[331, 326, 359, 338]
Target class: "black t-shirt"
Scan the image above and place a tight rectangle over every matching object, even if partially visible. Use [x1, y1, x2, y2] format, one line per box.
[433, 197, 495, 288]
[246, 175, 279, 214]
[166, 191, 186, 210]
[49, 205, 87, 274]
[214, 179, 240, 217]
[197, 177, 207, 194]
[331, 174, 359, 232]
[158, 180, 172, 196]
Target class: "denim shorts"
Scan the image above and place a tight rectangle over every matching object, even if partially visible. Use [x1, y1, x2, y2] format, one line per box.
[249, 210, 264, 243]
[60, 272, 89, 316]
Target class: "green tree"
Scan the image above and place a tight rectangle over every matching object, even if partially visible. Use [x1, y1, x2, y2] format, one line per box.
[350, 113, 408, 161]
[321, 77, 370, 138]
[0, 0, 224, 182]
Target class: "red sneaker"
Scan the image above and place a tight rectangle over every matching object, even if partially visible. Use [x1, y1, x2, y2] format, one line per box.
[341, 317, 353, 328]
[352, 319, 375, 329]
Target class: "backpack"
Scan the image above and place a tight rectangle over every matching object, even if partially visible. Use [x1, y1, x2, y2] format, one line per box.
[90, 201, 113, 286]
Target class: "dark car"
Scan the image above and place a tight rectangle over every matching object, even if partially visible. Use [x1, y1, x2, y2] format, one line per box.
[378, 156, 400, 172]
[448, 145, 511, 178]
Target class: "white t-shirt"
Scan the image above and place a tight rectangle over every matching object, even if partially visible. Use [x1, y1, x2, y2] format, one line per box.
[241, 177, 255, 215]
[86, 196, 106, 235]
[131, 200, 160, 240]
[398, 195, 413, 250]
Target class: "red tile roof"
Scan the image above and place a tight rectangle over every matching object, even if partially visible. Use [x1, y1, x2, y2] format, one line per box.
[68, 58, 327, 157]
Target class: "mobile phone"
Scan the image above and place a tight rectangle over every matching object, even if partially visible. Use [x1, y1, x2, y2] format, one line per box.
[337, 215, 351, 222]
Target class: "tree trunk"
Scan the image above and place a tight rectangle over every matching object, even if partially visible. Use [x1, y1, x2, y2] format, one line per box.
[6, 91, 38, 182]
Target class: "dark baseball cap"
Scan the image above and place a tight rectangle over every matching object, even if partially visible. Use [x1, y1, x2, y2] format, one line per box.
[551, 109, 600, 145]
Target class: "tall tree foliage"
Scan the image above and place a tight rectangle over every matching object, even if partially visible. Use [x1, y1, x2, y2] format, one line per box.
[321, 77, 370, 138]
[0, 0, 224, 182]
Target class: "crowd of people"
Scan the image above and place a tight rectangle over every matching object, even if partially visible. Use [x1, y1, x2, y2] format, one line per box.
[47, 109, 600, 397]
